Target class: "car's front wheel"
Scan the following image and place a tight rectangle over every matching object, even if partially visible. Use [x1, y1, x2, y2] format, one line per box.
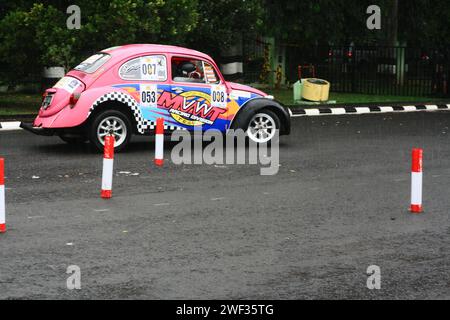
[246, 109, 280, 143]
[89, 109, 132, 152]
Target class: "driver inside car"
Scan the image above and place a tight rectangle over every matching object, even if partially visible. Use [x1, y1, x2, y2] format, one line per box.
[172, 59, 205, 83]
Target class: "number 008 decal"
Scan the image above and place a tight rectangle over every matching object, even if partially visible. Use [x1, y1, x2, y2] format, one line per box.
[211, 85, 227, 109]
[140, 84, 158, 108]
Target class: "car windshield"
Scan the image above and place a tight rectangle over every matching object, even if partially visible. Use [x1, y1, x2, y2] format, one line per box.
[74, 53, 111, 73]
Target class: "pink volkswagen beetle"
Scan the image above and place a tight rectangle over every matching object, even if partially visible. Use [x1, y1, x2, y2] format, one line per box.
[21, 44, 291, 151]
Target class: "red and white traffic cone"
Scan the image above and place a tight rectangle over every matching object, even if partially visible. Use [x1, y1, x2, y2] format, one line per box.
[410, 148, 423, 213]
[154, 118, 164, 166]
[101, 135, 115, 199]
[0, 158, 6, 233]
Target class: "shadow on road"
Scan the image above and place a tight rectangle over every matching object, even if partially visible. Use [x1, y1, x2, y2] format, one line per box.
[28, 136, 291, 156]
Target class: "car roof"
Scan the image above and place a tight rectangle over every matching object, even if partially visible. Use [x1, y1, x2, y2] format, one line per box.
[101, 44, 213, 61]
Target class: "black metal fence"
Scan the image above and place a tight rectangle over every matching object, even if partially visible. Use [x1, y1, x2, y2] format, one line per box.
[242, 37, 267, 84]
[243, 40, 449, 97]
[285, 45, 449, 97]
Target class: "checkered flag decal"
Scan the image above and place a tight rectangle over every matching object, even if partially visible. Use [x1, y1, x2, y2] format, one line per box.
[88, 91, 185, 133]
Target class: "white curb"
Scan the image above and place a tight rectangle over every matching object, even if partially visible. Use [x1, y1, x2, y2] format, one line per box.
[0, 122, 22, 131]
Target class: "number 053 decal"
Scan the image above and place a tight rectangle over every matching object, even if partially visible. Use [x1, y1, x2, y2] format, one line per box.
[211, 85, 227, 109]
[140, 84, 158, 108]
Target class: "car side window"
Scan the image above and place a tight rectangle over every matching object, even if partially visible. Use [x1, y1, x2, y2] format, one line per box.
[171, 57, 220, 84]
[119, 55, 167, 81]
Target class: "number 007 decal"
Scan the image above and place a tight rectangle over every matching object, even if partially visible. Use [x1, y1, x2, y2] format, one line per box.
[140, 84, 158, 108]
[140, 56, 166, 81]
[211, 85, 227, 109]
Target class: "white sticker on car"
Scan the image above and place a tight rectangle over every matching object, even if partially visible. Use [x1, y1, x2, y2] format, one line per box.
[230, 90, 252, 100]
[140, 84, 158, 108]
[211, 85, 227, 109]
[140, 56, 166, 81]
[53, 77, 81, 93]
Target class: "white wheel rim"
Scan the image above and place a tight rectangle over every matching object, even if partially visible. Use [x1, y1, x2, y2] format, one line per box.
[247, 113, 276, 143]
[97, 116, 127, 147]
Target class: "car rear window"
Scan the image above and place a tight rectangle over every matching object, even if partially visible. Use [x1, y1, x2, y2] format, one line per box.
[74, 53, 111, 73]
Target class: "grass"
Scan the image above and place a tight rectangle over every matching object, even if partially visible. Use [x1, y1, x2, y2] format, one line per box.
[0, 90, 446, 116]
[265, 88, 444, 106]
[0, 93, 41, 116]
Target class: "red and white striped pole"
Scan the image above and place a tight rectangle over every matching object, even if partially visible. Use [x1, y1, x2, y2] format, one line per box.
[154, 118, 164, 166]
[101, 135, 115, 199]
[410, 148, 423, 213]
[0, 158, 6, 233]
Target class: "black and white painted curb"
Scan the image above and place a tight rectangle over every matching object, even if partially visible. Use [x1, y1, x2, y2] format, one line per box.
[289, 103, 450, 117]
[1, 103, 450, 131]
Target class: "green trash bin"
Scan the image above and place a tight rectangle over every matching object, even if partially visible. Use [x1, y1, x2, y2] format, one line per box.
[293, 80, 303, 102]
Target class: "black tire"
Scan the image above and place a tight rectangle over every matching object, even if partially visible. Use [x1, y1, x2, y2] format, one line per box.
[246, 108, 281, 144]
[88, 109, 133, 152]
[59, 135, 88, 145]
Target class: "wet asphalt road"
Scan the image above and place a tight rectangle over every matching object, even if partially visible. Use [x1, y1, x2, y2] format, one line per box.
[0, 112, 449, 300]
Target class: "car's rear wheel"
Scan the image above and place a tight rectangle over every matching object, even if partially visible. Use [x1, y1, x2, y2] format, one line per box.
[246, 109, 280, 143]
[89, 109, 132, 152]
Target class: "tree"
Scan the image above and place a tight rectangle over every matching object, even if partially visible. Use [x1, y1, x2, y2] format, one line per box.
[263, 0, 450, 49]
[0, 7, 42, 87]
[189, 0, 264, 57]
[399, 0, 450, 50]
[1, 0, 449, 88]
[0, 3, 79, 87]
[0, 0, 200, 85]
[74, 0, 199, 55]
[264, 0, 386, 46]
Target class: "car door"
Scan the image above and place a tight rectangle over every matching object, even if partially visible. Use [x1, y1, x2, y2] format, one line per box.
[163, 56, 229, 132]
[116, 53, 171, 131]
